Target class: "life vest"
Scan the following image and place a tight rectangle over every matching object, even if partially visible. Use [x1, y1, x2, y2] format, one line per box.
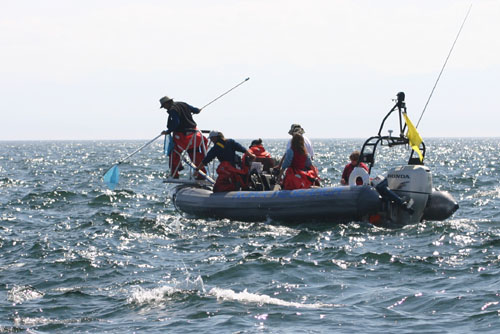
[249, 145, 271, 159]
[282, 167, 319, 190]
[282, 149, 318, 190]
[213, 161, 248, 192]
[242, 144, 274, 172]
[291, 149, 307, 170]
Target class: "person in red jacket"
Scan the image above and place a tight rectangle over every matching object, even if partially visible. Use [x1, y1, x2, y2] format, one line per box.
[248, 138, 271, 158]
[278, 134, 319, 190]
[341, 150, 369, 185]
[242, 138, 275, 172]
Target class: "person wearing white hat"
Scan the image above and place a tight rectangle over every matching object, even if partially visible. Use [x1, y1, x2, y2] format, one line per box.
[277, 124, 314, 170]
[278, 133, 319, 190]
[286, 124, 314, 159]
[194, 131, 256, 192]
[159, 95, 208, 178]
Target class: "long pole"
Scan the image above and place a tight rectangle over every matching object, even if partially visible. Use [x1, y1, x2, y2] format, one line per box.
[103, 133, 163, 189]
[117, 133, 163, 165]
[416, 2, 473, 128]
[200, 77, 250, 110]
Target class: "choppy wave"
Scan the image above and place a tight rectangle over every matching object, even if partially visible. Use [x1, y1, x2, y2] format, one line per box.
[127, 285, 337, 310]
[208, 287, 338, 309]
[1, 139, 500, 333]
[7, 285, 45, 304]
[128, 285, 183, 304]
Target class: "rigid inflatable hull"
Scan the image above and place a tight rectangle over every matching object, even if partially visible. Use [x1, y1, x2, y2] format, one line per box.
[174, 185, 382, 222]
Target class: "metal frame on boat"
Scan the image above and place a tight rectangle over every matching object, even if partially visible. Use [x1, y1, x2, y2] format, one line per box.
[360, 92, 426, 173]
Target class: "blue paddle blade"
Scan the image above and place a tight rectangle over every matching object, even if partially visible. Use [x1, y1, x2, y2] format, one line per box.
[103, 165, 120, 190]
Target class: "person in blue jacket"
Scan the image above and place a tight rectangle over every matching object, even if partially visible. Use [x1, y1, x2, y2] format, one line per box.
[195, 131, 255, 192]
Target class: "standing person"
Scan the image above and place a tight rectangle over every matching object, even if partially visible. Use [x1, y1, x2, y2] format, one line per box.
[278, 134, 319, 190]
[194, 131, 256, 192]
[159, 96, 208, 178]
[341, 150, 369, 185]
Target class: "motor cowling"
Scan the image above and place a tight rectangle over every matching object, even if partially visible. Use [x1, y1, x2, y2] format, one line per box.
[386, 165, 432, 224]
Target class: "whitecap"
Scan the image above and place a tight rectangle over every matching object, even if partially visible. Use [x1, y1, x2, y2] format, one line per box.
[481, 301, 499, 311]
[208, 287, 337, 309]
[13, 315, 83, 327]
[7, 285, 44, 304]
[127, 285, 179, 304]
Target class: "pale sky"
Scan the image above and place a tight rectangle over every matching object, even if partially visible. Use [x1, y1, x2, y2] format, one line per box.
[1, 0, 498, 140]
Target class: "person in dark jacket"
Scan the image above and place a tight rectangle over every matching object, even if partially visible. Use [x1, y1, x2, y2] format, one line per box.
[159, 96, 208, 178]
[194, 131, 256, 192]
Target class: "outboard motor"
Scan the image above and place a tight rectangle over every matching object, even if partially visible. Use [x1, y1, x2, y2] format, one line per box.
[359, 92, 459, 226]
[422, 190, 459, 221]
[386, 165, 432, 224]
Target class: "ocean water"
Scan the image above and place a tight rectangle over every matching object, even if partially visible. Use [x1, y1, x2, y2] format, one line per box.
[0, 138, 499, 333]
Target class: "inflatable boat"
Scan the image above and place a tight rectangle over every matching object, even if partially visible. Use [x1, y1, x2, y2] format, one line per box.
[170, 92, 459, 226]
[174, 185, 381, 223]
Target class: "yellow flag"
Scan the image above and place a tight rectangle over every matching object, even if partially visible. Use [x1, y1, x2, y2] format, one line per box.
[402, 112, 424, 162]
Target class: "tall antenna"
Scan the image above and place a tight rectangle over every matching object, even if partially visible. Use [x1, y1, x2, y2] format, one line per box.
[416, 2, 473, 128]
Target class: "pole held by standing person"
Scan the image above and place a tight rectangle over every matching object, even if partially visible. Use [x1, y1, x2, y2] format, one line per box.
[103, 133, 164, 190]
[199, 77, 250, 110]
